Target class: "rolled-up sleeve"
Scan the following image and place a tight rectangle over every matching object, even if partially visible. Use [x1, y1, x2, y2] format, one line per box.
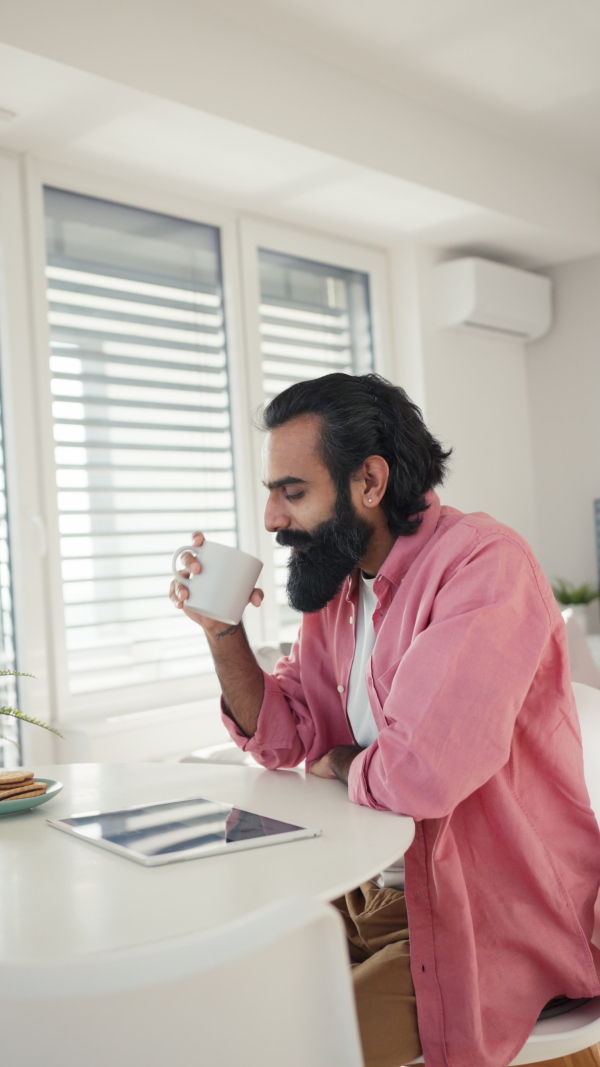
[220, 619, 331, 768]
[221, 668, 312, 768]
[349, 535, 553, 817]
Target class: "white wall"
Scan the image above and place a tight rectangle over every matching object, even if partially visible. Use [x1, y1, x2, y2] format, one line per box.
[389, 244, 538, 549]
[527, 254, 600, 629]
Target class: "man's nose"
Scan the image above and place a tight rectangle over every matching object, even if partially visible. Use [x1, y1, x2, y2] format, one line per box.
[264, 497, 290, 533]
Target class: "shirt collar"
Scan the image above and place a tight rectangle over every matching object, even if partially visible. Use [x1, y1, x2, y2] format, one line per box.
[344, 489, 442, 599]
[377, 489, 442, 589]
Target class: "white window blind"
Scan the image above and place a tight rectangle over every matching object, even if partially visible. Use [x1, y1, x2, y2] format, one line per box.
[257, 250, 374, 641]
[43, 188, 236, 698]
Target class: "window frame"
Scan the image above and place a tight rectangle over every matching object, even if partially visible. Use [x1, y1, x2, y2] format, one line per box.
[0, 152, 56, 763]
[238, 217, 393, 646]
[25, 159, 257, 721]
[2, 155, 394, 729]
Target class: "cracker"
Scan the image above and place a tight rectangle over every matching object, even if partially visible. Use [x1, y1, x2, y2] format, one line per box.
[0, 783, 38, 798]
[0, 782, 37, 792]
[0, 782, 35, 790]
[0, 781, 47, 800]
[0, 770, 34, 786]
[2, 788, 47, 802]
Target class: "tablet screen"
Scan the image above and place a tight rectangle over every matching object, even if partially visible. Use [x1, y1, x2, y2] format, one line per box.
[49, 796, 320, 865]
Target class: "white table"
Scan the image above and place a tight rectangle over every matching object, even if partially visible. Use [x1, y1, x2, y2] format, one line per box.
[0, 762, 414, 963]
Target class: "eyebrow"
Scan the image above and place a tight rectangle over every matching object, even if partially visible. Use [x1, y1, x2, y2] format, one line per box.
[263, 476, 308, 491]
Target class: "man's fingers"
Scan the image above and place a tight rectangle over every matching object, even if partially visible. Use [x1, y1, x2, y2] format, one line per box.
[169, 579, 189, 608]
[249, 588, 264, 608]
[308, 755, 336, 779]
[180, 552, 201, 575]
[174, 533, 204, 578]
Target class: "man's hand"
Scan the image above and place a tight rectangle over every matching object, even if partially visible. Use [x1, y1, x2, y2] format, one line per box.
[309, 745, 363, 784]
[169, 530, 264, 635]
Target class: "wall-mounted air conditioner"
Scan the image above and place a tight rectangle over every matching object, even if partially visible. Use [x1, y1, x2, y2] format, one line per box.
[433, 257, 552, 341]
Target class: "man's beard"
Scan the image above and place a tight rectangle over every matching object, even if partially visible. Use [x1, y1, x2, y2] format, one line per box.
[276, 489, 374, 613]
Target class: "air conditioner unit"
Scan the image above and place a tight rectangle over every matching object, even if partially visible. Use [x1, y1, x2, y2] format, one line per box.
[433, 257, 552, 341]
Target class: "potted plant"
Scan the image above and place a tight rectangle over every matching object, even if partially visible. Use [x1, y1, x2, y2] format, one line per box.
[0, 669, 63, 751]
[552, 579, 600, 634]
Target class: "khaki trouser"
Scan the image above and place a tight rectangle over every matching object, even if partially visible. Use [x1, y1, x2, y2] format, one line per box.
[332, 881, 600, 1067]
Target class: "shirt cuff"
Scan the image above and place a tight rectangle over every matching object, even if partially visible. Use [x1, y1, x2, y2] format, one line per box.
[348, 746, 383, 809]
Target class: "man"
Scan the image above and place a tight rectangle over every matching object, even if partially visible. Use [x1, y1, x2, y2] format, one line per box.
[170, 373, 600, 1067]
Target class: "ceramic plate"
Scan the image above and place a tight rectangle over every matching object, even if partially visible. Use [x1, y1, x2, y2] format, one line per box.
[0, 778, 62, 816]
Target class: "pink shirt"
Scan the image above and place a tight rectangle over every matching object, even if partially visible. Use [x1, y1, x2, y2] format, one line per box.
[223, 492, 600, 1067]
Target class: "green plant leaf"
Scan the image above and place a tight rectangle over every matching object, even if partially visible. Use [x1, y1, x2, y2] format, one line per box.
[0, 706, 64, 739]
[552, 578, 600, 605]
[0, 670, 63, 739]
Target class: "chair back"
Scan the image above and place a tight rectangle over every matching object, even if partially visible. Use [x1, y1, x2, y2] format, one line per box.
[573, 681, 600, 819]
[2, 895, 364, 1067]
[562, 610, 600, 688]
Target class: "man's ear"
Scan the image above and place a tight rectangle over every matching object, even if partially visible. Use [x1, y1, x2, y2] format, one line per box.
[360, 455, 389, 509]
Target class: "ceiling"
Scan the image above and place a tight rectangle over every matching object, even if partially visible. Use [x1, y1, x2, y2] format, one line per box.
[1, 1, 600, 266]
[0, 43, 488, 243]
[208, 0, 600, 172]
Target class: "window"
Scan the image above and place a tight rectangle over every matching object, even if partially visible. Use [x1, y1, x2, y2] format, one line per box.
[257, 249, 374, 641]
[0, 363, 18, 765]
[43, 188, 236, 699]
[0, 175, 391, 739]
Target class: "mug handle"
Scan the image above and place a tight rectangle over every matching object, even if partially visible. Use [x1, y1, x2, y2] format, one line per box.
[171, 544, 200, 589]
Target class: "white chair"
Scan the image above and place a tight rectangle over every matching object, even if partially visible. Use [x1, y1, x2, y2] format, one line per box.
[2, 895, 365, 1067]
[409, 682, 600, 1065]
[574, 681, 600, 955]
[563, 609, 600, 689]
[573, 681, 600, 818]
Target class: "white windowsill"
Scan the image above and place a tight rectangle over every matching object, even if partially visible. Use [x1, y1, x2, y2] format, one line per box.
[54, 695, 231, 764]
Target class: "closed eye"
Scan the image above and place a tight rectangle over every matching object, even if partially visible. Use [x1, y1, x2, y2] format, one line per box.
[284, 491, 304, 501]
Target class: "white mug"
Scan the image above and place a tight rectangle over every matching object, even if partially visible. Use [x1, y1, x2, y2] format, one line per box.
[172, 541, 263, 627]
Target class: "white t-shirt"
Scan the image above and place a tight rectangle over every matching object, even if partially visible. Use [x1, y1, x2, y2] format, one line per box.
[346, 572, 379, 747]
[347, 570, 405, 889]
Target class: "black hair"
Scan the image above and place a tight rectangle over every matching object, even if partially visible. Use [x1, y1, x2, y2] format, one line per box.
[261, 372, 452, 536]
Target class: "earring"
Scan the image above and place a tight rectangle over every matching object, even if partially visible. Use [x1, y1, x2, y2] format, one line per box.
[368, 498, 373, 503]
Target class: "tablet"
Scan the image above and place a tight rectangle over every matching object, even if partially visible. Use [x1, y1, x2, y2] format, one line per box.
[47, 796, 322, 866]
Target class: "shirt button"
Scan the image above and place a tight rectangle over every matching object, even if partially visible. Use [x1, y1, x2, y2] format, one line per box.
[337, 684, 344, 693]
[349, 616, 353, 624]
